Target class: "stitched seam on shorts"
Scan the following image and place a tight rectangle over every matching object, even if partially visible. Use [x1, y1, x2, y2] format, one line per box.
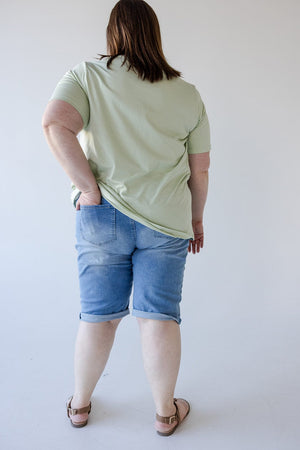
[131, 218, 136, 241]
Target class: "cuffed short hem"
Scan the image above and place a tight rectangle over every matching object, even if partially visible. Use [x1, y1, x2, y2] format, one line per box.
[79, 308, 130, 323]
[131, 308, 181, 325]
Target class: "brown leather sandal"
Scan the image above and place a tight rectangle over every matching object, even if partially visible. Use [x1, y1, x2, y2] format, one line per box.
[156, 398, 190, 436]
[66, 395, 92, 428]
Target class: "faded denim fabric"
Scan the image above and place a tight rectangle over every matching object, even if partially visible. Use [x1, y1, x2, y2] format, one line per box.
[75, 196, 190, 325]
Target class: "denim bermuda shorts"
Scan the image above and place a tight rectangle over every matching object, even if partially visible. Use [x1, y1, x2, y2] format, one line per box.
[74, 195, 190, 325]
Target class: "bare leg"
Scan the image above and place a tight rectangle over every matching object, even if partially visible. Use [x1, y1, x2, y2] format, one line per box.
[137, 317, 188, 432]
[137, 318, 180, 415]
[70, 318, 122, 423]
[136, 318, 189, 432]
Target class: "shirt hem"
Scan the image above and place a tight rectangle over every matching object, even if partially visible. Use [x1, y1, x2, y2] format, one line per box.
[70, 184, 193, 240]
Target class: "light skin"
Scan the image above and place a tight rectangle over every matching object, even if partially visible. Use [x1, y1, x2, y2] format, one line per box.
[42, 99, 208, 429]
[188, 154, 209, 254]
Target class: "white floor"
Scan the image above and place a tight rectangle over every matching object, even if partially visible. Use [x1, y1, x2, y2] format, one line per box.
[1, 282, 299, 450]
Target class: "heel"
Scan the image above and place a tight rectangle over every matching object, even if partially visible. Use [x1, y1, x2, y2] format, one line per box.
[66, 395, 92, 428]
[155, 398, 190, 436]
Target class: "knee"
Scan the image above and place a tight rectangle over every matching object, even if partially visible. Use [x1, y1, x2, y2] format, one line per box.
[109, 317, 123, 328]
[136, 317, 153, 325]
[136, 317, 179, 328]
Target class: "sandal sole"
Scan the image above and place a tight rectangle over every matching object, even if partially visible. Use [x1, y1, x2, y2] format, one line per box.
[70, 419, 89, 428]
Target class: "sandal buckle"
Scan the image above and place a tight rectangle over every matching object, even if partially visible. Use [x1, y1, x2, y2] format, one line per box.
[68, 407, 78, 415]
[167, 414, 177, 424]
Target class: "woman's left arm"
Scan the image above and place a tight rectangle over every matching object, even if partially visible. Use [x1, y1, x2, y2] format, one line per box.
[41, 98, 99, 195]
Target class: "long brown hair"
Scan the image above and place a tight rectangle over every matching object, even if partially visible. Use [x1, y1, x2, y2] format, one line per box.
[95, 0, 182, 83]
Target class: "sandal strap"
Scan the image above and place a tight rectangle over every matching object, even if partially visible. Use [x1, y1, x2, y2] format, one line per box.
[67, 396, 91, 416]
[156, 398, 179, 424]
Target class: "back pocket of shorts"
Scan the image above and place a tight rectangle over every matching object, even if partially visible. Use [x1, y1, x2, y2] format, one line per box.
[80, 205, 116, 245]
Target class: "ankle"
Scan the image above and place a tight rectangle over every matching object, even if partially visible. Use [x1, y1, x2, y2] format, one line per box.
[71, 394, 91, 407]
[156, 403, 177, 418]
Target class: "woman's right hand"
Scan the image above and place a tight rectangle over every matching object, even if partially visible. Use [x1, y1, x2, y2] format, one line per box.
[188, 220, 204, 254]
[76, 187, 102, 210]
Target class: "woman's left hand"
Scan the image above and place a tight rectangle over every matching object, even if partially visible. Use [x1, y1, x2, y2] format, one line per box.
[76, 187, 101, 210]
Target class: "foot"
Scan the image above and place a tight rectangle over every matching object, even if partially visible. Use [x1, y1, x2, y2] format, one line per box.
[66, 395, 91, 427]
[155, 398, 190, 435]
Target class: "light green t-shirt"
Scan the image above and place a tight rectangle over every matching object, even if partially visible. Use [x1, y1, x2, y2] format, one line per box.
[48, 55, 211, 239]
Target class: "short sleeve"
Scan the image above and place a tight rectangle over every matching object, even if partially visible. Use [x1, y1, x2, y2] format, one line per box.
[48, 62, 90, 129]
[186, 87, 211, 154]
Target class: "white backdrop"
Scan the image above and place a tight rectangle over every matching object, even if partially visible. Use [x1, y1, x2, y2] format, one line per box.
[1, 1, 299, 449]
